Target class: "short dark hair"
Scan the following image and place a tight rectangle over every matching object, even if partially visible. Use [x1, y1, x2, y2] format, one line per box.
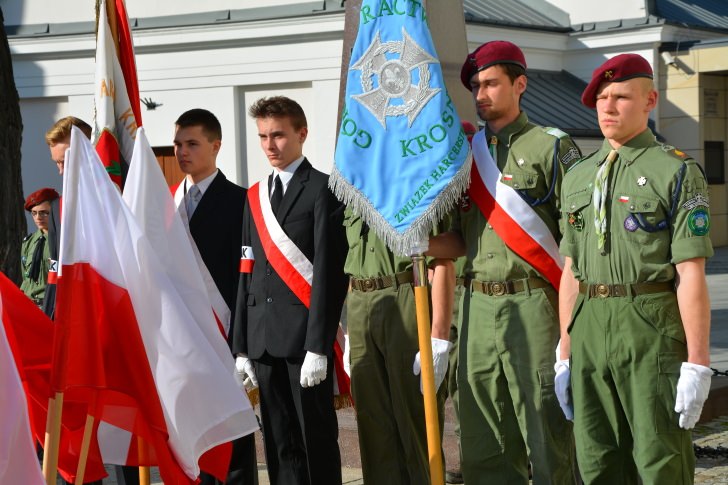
[248, 96, 307, 131]
[500, 63, 526, 84]
[45, 116, 92, 145]
[175, 108, 222, 141]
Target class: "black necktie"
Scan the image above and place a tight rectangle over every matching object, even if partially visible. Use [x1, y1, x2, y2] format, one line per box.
[29, 234, 46, 281]
[271, 175, 283, 215]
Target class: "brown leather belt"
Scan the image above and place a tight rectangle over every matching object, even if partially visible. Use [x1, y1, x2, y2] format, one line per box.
[467, 277, 550, 296]
[579, 281, 674, 298]
[350, 271, 414, 292]
[455, 277, 466, 287]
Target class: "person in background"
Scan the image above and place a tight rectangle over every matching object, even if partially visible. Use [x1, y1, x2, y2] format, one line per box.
[443, 120, 477, 485]
[172, 108, 258, 485]
[20, 188, 60, 307]
[43, 117, 93, 319]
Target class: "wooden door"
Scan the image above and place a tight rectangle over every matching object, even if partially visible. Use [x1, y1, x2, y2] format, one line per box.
[153, 146, 184, 187]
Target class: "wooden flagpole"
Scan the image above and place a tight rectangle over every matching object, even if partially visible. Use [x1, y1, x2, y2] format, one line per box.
[74, 414, 96, 485]
[42, 393, 64, 485]
[412, 255, 444, 485]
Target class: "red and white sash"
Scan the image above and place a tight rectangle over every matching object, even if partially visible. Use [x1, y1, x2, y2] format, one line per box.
[468, 130, 563, 289]
[247, 180, 350, 399]
[247, 182, 313, 306]
[173, 182, 231, 336]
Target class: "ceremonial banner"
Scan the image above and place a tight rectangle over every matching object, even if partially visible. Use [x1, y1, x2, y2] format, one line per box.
[0, 290, 45, 485]
[93, 0, 142, 187]
[54, 127, 256, 483]
[331, 1, 470, 254]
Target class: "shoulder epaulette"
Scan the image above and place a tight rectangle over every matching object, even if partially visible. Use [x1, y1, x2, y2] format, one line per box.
[23, 234, 32, 242]
[544, 127, 569, 139]
[658, 143, 693, 162]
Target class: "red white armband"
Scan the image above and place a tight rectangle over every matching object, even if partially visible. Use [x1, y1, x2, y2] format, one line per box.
[47, 259, 58, 284]
[239, 246, 254, 273]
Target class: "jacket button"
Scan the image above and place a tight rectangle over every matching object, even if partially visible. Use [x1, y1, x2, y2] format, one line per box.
[266, 268, 272, 276]
[266, 297, 273, 303]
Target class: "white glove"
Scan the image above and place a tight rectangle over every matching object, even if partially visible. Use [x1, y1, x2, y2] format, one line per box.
[343, 335, 351, 378]
[554, 359, 573, 421]
[406, 239, 429, 257]
[300, 351, 327, 388]
[413, 337, 452, 394]
[234, 355, 258, 391]
[675, 362, 712, 429]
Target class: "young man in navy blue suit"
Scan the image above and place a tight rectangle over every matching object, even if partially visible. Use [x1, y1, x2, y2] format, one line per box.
[173, 108, 258, 485]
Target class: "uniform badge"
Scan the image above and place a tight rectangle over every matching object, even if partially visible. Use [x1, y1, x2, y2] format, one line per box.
[624, 215, 639, 232]
[568, 212, 584, 231]
[688, 207, 710, 236]
[637, 177, 647, 186]
[682, 193, 709, 210]
[459, 194, 471, 212]
[560, 147, 580, 165]
[517, 158, 525, 166]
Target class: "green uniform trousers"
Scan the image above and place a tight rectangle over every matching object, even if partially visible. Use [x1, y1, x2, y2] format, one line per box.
[458, 285, 574, 484]
[569, 292, 695, 484]
[347, 283, 445, 485]
[446, 285, 464, 450]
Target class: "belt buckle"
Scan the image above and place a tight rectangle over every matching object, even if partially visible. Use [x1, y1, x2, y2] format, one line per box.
[491, 282, 506, 296]
[595, 284, 610, 298]
[364, 279, 375, 291]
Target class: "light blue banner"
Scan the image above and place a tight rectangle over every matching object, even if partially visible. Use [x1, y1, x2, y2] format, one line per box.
[330, 0, 471, 255]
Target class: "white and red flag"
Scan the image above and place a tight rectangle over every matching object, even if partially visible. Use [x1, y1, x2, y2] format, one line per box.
[0, 287, 45, 485]
[93, 0, 142, 188]
[53, 127, 257, 483]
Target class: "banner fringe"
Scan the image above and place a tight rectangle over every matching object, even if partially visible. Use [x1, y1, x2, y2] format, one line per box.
[329, 152, 472, 256]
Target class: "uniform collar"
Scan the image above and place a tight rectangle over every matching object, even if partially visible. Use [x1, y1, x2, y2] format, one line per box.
[485, 111, 529, 147]
[596, 129, 655, 167]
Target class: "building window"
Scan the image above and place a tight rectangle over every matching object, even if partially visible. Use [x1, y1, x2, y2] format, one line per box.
[704, 141, 725, 185]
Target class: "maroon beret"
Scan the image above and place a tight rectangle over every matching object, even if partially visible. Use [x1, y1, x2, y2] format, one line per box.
[24, 187, 60, 211]
[460, 41, 527, 89]
[581, 53, 653, 108]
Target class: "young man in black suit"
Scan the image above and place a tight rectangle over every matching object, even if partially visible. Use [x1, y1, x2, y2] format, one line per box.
[173, 108, 258, 485]
[232, 97, 348, 485]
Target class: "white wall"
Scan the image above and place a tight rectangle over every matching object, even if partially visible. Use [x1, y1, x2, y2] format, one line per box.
[2, 0, 314, 26]
[543, 0, 648, 25]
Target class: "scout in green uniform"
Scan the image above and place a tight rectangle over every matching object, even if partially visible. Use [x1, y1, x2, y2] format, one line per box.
[557, 53, 713, 484]
[433, 41, 579, 485]
[444, 121, 477, 485]
[20, 188, 60, 307]
[342, 209, 452, 485]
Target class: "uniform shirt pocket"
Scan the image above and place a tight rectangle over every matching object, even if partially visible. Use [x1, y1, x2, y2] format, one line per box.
[614, 193, 667, 244]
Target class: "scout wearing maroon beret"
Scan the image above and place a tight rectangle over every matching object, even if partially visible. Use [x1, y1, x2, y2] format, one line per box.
[429, 38, 580, 484]
[20, 187, 60, 307]
[556, 53, 713, 483]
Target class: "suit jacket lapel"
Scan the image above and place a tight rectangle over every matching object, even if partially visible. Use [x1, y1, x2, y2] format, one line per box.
[190, 170, 225, 226]
[276, 159, 311, 223]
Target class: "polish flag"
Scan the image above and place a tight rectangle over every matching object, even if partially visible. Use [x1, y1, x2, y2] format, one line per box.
[122, 126, 258, 475]
[0, 272, 108, 483]
[53, 127, 256, 483]
[0, 286, 45, 485]
[93, 0, 142, 188]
